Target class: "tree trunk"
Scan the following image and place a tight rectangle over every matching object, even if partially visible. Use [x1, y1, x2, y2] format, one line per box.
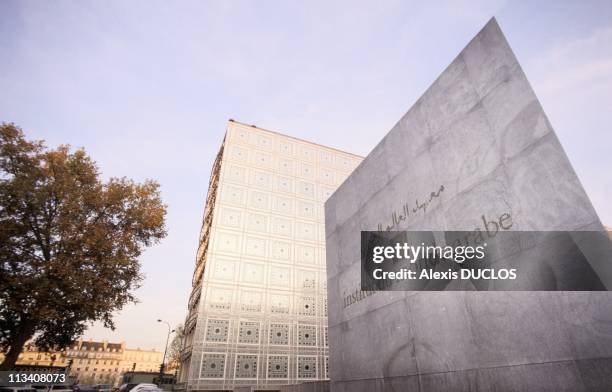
[0, 318, 35, 371]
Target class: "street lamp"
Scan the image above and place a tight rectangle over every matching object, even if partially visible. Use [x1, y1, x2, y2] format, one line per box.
[157, 319, 175, 387]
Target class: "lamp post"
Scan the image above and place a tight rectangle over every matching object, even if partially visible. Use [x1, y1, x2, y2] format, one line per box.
[157, 319, 175, 387]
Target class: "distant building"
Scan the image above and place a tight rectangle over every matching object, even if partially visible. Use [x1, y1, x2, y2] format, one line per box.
[12, 343, 65, 368]
[62, 340, 126, 385]
[2, 339, 163, 386]
[122, 348, 165, 374]
[178, 120, 362, 391]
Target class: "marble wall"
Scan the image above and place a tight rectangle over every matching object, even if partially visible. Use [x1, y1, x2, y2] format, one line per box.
[325, 18, 612, 392]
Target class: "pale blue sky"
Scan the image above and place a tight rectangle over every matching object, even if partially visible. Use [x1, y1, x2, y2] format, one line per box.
[1, 0, 611, 351]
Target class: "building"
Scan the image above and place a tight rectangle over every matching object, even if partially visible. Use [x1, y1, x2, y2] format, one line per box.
[63, 340, 126, 385]
[12, 343, 65, 368]
[3, 340, 163, 386]
[178, 120, 362, 391]
[122, 348, 165, 374]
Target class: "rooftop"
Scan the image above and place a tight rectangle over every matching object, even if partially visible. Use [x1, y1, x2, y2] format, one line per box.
[227, 119, 363, 159]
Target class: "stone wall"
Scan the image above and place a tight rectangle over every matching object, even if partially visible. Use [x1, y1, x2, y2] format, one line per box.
[325, 18, 612, 392]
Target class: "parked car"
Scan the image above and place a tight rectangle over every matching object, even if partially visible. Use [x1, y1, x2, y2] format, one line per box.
[117, 384, 158, 392]
[91, 386, 112, 392]
[117, 384, 136, 392]
[72, 385, 95, 392]
[0, 387, 38, 392]
[47, 386, 73, 392]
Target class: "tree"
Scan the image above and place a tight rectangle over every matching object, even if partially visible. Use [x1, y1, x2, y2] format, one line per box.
[167, 324, 184, 371]
[0, 123, 167, 370]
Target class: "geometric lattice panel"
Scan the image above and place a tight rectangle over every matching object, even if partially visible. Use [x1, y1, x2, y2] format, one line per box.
[299, 146, 314, 162]
[296, 244, 316, 265]
[219, 207, 242, 229]
[205, 319, 230, 342]
[271, 240, 292, 262]
[319, 151, 334, 167]
[297, 356, 317, 379]
[221, 185, 245, 206]
[235, 354, 258, 379]
[318, 185, 335, 203]
[297, 181, 315, 199]
[324, 356, 329, 379]
[273, 196, 294, 215]
[208, 288, 232, 311]
[318, 168, 335, 185]
[249, 191, 270, 211]
[228, 145, 248, 163]
[241, 291, 263, 313]
[242, 262, 265, 284]
[244, 236, 267, 258]
[297, 296, 316, 316]
[297, 270, 317, 290]
[269, 266, 292, 288]
[270, 294, 290, 315]
[267, 355, 288, 379]
[250, 170, 270, 190]
[269, 323, 289, 345]
[200, 353, 226, 379]
[272, 217, 292, 237]
[212, 259, 237, 281]
[277, 176, 294, 194]
[278, 139, 293, 156]
[224, 164, 246, 184]
[295, 221, 316, 241]
[250, 132, 272, 151]
[298, 325, 317, 346]
[247, 212, 268, 233]
[252, 151, 271, 169]
[238, 321, 260, 344]
[216, 232, 241, 254]
[297, 200, 316, 219]
[278, 158, 294, 175]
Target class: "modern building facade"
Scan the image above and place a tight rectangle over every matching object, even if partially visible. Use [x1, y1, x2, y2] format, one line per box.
[179, 120, 362, 391]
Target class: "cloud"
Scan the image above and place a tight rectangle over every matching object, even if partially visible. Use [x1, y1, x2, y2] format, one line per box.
[531, 27, 612, 95]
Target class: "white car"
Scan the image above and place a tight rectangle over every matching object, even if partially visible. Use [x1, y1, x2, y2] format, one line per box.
[118, 384, 159, 392]
[47, 386, 72, 392]
[0, 387, 38, 392]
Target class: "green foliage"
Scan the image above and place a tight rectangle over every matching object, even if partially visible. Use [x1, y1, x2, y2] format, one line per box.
[0, 123, 167, 369]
